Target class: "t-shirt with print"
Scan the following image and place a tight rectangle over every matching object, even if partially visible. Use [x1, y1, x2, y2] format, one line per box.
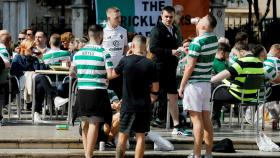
[43, 49, 70, 65]
[72, 44, 113, 90]
[187, 32, 218, 83]
[115, 55, 158, 112]
[102, 24, 128, 68]
[0, 43, 10, 64]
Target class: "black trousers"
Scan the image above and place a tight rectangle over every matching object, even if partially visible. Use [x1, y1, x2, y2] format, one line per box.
[212, 83, 239, 121]
[35, 74, 55, 113]
[266, 84, 280, 102]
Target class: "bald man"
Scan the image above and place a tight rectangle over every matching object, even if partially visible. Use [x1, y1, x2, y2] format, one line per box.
[102, 7, 128, 98]
[0, 30, 11, 68]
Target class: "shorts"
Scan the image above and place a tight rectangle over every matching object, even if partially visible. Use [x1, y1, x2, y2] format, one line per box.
[76, 89, 112, 120]
[119, 111, 150, 134]
[183, 82, 211, 112]
[81, 116, 104, 124]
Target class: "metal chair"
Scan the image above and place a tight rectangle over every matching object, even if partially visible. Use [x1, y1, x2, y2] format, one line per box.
[211, 74, 265, 134]
[8, 75, 22, 120]
[0, 69, 9, 119]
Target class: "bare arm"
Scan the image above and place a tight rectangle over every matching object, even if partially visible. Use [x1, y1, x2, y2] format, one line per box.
[107, 69, 120, 80]
[211, 70, 231, 83]
[178, 57, 197, 97]
[123, 45, 129, 56]
[69, 66, 77, 78]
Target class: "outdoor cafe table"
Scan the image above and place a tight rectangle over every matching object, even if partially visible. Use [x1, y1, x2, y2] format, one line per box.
[31, 70, 72, 125]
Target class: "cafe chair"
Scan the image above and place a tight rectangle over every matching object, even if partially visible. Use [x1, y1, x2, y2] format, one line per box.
[211, 74, 265, 134]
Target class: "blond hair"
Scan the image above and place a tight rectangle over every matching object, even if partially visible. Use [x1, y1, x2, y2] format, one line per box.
[19, 39, 35, 55]
[106, 7, 120, 17]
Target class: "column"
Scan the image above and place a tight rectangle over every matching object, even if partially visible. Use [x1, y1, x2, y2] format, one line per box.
[211, 0, 226, 38]
[2, 0, 28, 42]
[71, 0, 87, 37]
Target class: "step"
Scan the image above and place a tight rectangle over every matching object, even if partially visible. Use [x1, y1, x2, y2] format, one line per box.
[0, 149, 279, 158]
[0, 137, 278, 151]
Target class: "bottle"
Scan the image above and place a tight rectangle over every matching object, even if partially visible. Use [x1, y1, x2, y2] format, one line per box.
[99, 141, 105, 151]
[56, 124, 69, 130]
[220, 109, 225, 123]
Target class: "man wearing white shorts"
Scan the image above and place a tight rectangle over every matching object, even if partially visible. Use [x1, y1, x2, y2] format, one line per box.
[178, 14, 218, 158]
[183, 82, 211, 112]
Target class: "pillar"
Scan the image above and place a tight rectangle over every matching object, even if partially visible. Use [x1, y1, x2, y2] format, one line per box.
[71, 0, 87, 37]
[211, 0, 226, 38]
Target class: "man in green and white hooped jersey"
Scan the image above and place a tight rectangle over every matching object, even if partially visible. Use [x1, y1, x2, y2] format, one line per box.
[43, 34, 70, 66]
[0, 30, 11, 68]
[70, 25, 113, 158]
[263, 44, 280, 102]
[178, 14, 218, 158]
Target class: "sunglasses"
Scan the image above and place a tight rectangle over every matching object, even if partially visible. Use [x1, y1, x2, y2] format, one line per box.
[18, 38, 25, 41]
[27, 33, 33, 36]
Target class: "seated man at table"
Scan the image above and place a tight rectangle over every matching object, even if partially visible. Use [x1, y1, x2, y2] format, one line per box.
[43, 34, 70, 66]
[43, 34, 71, 108]
[263, 44, 280, 101]
[212, 42, 230, 74]
[211, 42, 264, 128]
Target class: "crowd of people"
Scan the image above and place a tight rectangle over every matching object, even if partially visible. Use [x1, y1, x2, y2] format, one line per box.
[0, 4, 279, 158]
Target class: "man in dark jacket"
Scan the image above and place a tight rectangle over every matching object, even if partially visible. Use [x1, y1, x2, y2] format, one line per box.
[149, 6, 186, 135]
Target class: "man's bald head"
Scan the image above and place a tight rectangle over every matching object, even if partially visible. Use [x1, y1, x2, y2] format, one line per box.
[0, 30, 10, 45]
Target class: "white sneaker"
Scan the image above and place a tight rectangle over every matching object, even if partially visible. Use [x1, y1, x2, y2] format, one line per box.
[54, 97, 69, 109]
[187, 153, 201, 158]
[34, 112, 42, 122]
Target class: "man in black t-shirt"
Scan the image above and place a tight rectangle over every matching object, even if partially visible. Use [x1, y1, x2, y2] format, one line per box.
[109, 35, 159, 158]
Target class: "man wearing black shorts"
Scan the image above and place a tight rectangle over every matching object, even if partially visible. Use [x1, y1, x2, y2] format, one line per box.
[110, 35, 159, 158]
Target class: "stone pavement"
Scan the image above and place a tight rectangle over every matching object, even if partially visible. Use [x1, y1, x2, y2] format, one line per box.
[0, 114, 279, 158]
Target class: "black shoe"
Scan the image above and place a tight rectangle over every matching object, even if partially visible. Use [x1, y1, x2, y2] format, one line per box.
[26, 103, 32, 111]
[105, 141, 115, 148]
[212, 119, 221, 128]
[151, 118, 165, 128]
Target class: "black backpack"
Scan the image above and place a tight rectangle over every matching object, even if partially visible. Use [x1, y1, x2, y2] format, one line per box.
[212, 138, 236, 153]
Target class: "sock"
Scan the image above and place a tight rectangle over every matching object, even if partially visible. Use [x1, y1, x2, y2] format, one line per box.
[174, 124, 181, 129]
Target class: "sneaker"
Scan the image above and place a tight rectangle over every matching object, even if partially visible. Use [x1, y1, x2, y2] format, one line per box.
[54, 97, 69, 109]
[151, 118, 165, 128]
[187, 153, 201, 158]
[105, 141, 115, 148]
[172, 127, 192, 136]
[204, 154, 213, 158]
[34, 112, 42, 122]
